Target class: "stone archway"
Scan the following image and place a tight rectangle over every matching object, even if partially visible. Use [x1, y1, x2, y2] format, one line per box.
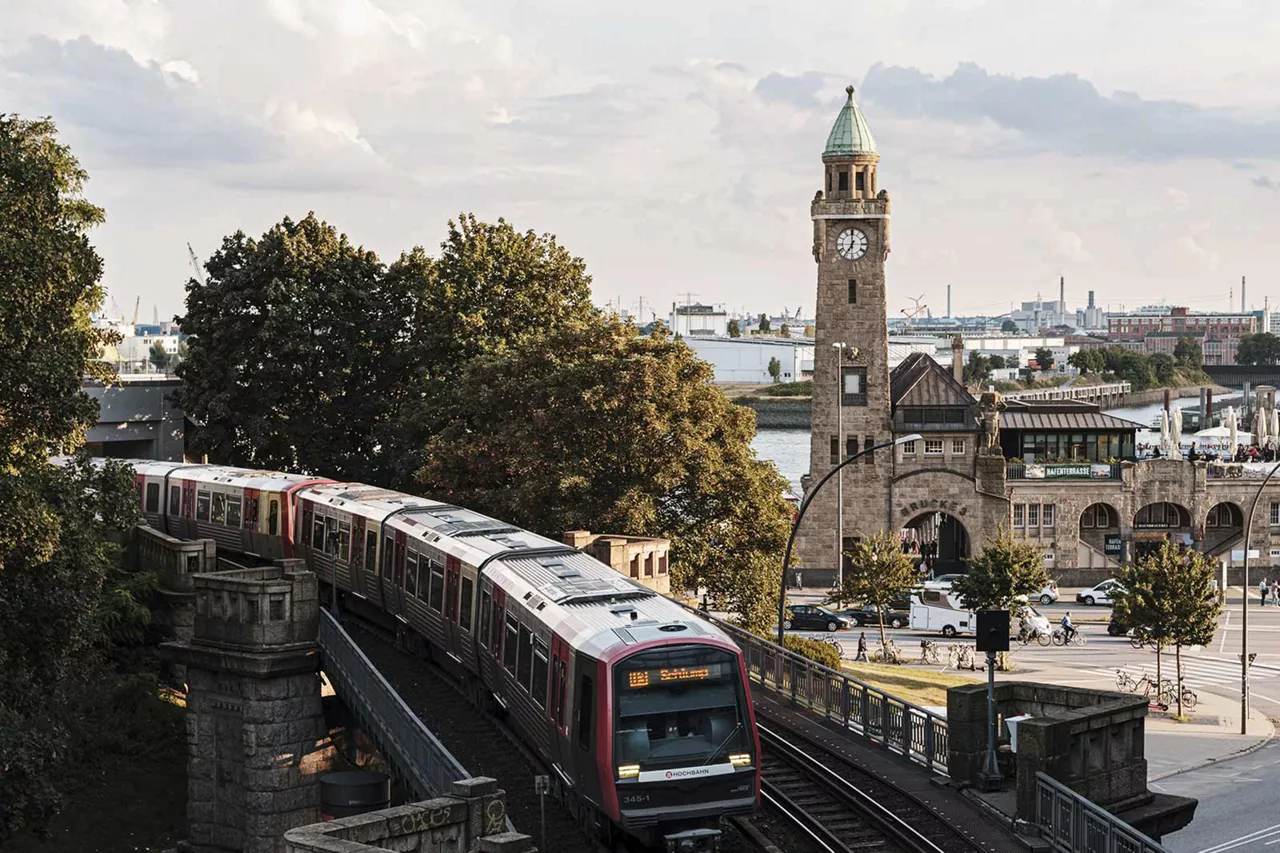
[1078, 502, 1122, 568]
[1132, 502, 1193, 560]
[1204, 501, 1245, 555]
[903, 511, 971, 577]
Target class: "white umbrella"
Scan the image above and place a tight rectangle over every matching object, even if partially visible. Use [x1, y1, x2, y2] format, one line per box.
[1257, 406, 1269, 448]
[1271, 408, 1279, 451]
[1172, 407, 1184, 458]
[1227, 406, 1238, 456]
[1159, 409, 1171, 456]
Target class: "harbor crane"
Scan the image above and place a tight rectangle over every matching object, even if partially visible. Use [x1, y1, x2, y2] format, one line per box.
[187, 243, 206, 286]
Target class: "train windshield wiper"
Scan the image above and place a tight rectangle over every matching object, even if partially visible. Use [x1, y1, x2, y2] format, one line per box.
[701, 721, 743, 766]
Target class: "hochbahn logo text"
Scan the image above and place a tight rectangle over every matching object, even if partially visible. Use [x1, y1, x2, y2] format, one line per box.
[666, 767, 716, 779]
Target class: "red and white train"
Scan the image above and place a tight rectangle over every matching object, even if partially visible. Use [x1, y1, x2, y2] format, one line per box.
[128, 459, 760, 851]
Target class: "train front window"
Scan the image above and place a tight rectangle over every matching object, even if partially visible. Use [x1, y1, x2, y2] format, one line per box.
[613, 646, 749, 773]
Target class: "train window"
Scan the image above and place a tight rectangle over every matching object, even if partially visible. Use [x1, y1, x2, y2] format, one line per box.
[169, 485, 180, 516]
[531, 638, 548, 708]
[312, 516, 326, 551]
[480, 589, 491, 643]
[338, 521, 351, 562]
[503, 614, 518, 673]
[406, 550, 419, 597]
[576, 676, 594, 750]
[394, 541, 405, 587]
[491, 603, 504, 654]
[246, 497, 259, 530]
[364, 530, 377, 573]
[383, 535, 393, 577]
[144, 483, 160, 513]
[325, 518, 337, 554]
[211, 493, 227, 525]
[269, 500, 280, 536]
[428, 563, 445, 612]
[226, 496, 242, 528]
[196, 490, 210, 521]
[555, 662, 567, 728]
[517, 625, 533, 691]
[459, 577, 474, 633]
[445, 569, 458, 621]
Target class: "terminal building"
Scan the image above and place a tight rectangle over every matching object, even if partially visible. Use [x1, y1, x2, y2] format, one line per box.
[796, 87, 1280, 586]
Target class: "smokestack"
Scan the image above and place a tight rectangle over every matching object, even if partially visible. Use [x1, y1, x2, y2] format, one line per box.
[1059, 276, 1065, 318]
[947, 284, 952, 318]
[1242, 275, 1247, 313]
[952, 335, 964, 384]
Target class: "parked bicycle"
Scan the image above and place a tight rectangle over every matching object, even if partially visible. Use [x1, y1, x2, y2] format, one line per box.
[871, 640, 902, 664]
[947, 643, 976, 670]
[819, 635, 848, 660]
[1116, 669, 1141, 692]
[919, 639, 943, 665]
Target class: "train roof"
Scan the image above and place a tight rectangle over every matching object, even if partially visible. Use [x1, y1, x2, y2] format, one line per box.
[172, 465, 327, 491]
[304, 482, 444, 520]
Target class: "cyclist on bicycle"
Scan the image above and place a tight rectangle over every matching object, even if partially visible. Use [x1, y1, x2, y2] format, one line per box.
[1061, 612, 1076, 644]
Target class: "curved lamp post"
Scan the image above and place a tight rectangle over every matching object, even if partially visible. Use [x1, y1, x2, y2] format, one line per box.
[1241, 458, 1280, 733]
[776, 433, 923, 645]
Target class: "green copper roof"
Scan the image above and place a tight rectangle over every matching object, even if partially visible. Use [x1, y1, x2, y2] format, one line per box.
[823, 85, 877, 158]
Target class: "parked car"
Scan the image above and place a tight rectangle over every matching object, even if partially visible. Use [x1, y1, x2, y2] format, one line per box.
[1077, 579, 1122, 606]
[842, 603, 910, 629]
[783, 604, 851, 632]
[1035, 582, 1060, 605]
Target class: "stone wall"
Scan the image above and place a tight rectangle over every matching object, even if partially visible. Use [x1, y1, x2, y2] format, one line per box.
[737, 397, 812, 429]
[135, 524, 216, 683]
[562, 530, 671, 594]
[283, 779, 533, 853]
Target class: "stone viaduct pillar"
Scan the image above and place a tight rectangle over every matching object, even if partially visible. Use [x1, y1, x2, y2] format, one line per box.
[163, 560, 334, 853]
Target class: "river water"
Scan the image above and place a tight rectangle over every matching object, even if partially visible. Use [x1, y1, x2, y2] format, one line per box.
[749, 393, 1244, 492]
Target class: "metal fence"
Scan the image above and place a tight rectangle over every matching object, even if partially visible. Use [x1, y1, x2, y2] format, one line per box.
[691, 611, 950, 775]
[1036, 772, 1168, 853]
[318, 610, 472, 800]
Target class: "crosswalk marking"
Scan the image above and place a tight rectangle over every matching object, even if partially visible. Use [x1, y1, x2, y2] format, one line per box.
[1097, 656, 1280, 689]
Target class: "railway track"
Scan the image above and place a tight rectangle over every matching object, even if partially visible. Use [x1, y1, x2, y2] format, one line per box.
[748, 722, 982, 853]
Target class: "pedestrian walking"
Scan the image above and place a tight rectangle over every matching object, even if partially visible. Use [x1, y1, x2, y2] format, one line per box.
[855, 632, 868, 662]
[1272, 579, 1279, 607]
[795, 570, 803, 590]
[1261, 578, 1269, 607]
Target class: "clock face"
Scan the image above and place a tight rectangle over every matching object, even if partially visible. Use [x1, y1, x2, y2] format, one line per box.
[836, 227, 869, 261]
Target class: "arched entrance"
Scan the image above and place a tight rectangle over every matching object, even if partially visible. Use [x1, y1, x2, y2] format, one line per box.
[1204, 501, 1244, 554]
[1079, 502, 1121, 568]
[903, 511, 971, 577]
[1132, 502, 1193, 560]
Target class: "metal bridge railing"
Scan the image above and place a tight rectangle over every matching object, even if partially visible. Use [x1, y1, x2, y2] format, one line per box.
[318, 610, 471, 800]
[1036, 772, 1168, 853]
[686, 608, 949, 775]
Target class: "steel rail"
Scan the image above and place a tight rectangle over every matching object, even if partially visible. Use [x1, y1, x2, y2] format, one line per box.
[759, 722, 952, 853]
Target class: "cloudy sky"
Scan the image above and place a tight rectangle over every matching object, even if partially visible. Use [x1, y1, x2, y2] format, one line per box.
[5, 0, 1280, 323]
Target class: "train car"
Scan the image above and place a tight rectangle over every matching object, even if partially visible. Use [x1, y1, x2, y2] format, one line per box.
[131, 460, 191, 529]
[167, 466, 330, 558]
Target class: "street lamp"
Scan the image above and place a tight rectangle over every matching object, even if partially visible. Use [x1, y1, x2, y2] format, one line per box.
[1240, 458, 1280, 733]
[832, 342, 847, 600]
[776, 433, 924, 645]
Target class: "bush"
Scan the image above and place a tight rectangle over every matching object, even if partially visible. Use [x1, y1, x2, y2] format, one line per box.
[783, 635, 842, 669]
[760, 380, 813, 397]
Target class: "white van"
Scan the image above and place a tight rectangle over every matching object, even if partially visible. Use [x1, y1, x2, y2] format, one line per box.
[910, 588, 976, 637]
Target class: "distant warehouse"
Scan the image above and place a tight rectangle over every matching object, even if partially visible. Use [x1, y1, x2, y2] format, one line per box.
[680, 336, 815, 384]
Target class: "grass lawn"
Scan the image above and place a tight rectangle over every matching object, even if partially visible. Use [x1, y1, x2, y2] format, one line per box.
[9, 694, 187, 853]
[841, 661, 978, 708]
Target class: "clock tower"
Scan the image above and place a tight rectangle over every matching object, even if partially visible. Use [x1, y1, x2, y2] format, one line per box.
[798, 86, 893, 575]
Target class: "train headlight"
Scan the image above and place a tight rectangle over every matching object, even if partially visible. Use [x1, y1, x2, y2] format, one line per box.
[728, 753, 752, 767]
[617, 764, 641, 779]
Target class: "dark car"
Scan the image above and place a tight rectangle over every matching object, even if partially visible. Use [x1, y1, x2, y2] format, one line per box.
[842, 603, 909, 629]
[1107, 615, 1130, 636]
[783, 604, 851, 632]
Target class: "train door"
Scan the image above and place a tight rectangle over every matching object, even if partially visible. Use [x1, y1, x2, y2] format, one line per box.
[550, 634, 573, 782]
[364, 522, 382, 607]
[388, 530, 407, 620]
[181, 478, 197, 540]
[444, 556, 461, 660]
[571, 652, 603, 809]
[350, 516, 367, 597]
[165, 476, 181, 537]
[243, 488, 260, 556]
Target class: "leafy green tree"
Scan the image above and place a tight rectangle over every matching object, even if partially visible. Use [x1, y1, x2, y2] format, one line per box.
[1001, 319, 1019, 333]
[758, 313, 771, 333]
[1034, 347, 1055, 372]
[779, 323, 791, 338]
[767, 357, 782, 383]
[414, 318, 792, 633]
[1150, 352, 1176, 384]
[1068, 349, 1105, 375]
[1236, 332, 1280, 366]
[727, 319, 741, 338]
[826, 531, 918, 656]
[988, 354, 1007, 369]
[1113, 541, 1221, 716]
[963, 351, 991, 385]
[951, 530, 1048, 670]
[0, 115, 142, 840]
[148, 340, 170, 373]
[1174, 335, 1203, 367]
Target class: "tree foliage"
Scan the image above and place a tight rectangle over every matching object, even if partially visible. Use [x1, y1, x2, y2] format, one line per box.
[1001, 319, 1019, 333]
[827, 531, 918, 654]
[963, 351, 991, 386]
[1236, 332, 1280, 366]
[767, 357, 781, 383]
[989, 354, 1007, 370]
[779, 323, 791, 338]
[758, 313, 771, 332]
[727, 319, 741, 338]
[951, 529, 1049, 612]
[414, 318, 792, 633]
[148, 340, 170, 372]
[1034, 347, 1055, 372]
[0, 115, 142, 840]
[1174, 335, 1203, 367]
[1113, 541, 1221, 716]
